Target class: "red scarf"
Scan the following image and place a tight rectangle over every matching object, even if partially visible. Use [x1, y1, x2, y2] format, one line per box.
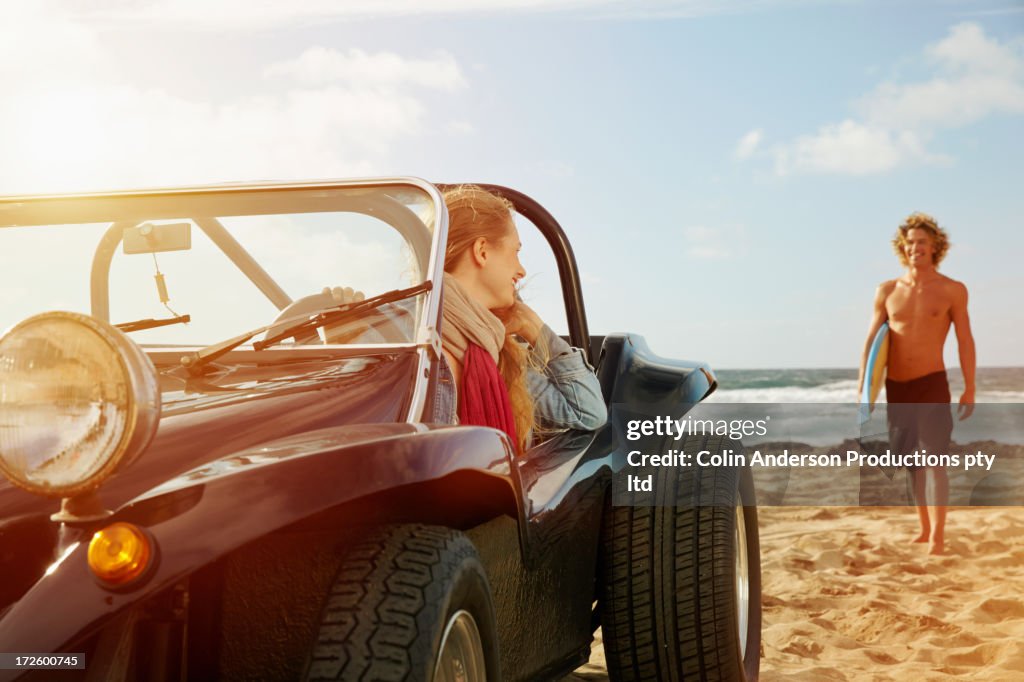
[457, 343, 519, 450]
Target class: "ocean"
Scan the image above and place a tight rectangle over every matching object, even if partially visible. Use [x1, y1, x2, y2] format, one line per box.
[698, 367, 1024, 446]
[707, 367, 1024, 404]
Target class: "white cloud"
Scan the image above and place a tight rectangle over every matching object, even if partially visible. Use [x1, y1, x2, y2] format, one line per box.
[959, 7, 1024, 18]
[0, 3, 106, 85]
[264, 47, 467, 91]
[735, 129, 762, 159]
[857, 23, 1024, 130]
[60, 0, 833, 30]
[446, 120, 477, 135]
[773, 120, 950, 176]
[928, 21, 1022, 76]
[860, 75, 1024, 130]
[770, 22, 1024, 176]
[0, 9, 470, 193]
[682, 225, 744, 260]
[0, 82, 432, 193]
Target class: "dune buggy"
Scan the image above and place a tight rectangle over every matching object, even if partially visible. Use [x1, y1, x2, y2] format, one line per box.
[0, 178, 761, 681]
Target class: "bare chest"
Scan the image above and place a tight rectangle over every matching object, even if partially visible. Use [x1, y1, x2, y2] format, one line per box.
[886, 282, 951, 326]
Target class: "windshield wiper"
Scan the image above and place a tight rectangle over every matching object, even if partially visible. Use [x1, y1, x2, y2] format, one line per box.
[180, 281, 432, 375]
[116, 314, 191, 333]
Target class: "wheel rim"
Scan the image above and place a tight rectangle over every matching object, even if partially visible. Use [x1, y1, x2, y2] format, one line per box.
[735, 505, 750, 660]
[434, 609, 486, 682]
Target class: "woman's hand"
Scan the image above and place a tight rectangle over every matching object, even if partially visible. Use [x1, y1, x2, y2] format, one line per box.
[325, 286, 365, 305]
[497, 301, 543, 345]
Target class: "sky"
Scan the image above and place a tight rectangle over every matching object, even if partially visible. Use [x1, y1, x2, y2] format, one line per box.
[1, 0, 1022, 368]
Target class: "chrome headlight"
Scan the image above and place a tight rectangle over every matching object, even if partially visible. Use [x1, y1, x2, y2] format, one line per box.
[0, 312, 160, 497]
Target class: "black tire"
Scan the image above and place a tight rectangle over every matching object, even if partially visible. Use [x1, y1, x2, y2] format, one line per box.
[305, 524, 500, 682]
[599, 435, 762, 681]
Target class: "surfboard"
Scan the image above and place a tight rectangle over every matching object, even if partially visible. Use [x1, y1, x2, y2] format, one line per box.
[858, 321, 891, 470]
[861, 321, 889, 416]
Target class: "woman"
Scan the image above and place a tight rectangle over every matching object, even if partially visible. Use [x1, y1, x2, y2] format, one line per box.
[440, 184, 606, 453]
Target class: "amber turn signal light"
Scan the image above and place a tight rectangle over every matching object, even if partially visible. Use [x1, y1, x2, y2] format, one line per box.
[87, 522, 153, 587]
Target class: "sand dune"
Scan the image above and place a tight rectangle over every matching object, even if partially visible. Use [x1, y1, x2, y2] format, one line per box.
[568, 505, 1024, 680]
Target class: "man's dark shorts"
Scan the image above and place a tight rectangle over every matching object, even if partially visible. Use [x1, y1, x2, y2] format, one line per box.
[886, 370, 954, 470]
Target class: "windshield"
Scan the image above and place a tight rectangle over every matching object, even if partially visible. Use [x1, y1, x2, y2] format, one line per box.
[0, 181, 440, 349]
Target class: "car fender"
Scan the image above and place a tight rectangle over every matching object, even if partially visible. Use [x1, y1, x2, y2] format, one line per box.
[0, 424, 525, 662]
[600, 332, 715, 408]
[594, 333, 716, 479]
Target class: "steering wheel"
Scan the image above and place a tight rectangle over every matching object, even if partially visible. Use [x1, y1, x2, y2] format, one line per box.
[266, 288, 412, 345]
[327, 306, 412, 344]
[265, 292, 332, 345]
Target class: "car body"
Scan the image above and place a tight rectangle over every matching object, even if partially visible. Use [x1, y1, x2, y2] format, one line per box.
[0, 178, 760, 681]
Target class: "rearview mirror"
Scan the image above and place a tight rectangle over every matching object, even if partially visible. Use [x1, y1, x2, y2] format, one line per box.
[123, 222, 192, 254]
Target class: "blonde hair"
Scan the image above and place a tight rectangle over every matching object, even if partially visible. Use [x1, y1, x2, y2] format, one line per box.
[892, 212, 950, 267]
[442, 185, 535, 453]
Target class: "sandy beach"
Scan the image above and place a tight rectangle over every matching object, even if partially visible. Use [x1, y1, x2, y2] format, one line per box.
[755, 505, 1024, 680]
[568, 492, 1024, 679]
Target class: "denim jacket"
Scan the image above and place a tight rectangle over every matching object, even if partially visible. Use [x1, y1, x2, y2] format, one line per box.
[527, 325, 607, 432]
[430, 325, 608, 437]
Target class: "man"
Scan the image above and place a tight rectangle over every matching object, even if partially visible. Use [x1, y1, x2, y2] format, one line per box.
[858, 213, 976, 555]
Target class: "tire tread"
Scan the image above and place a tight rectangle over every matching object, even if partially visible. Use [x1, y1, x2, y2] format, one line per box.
[599, 435, 759, 682]
[306, 524, 482, 682]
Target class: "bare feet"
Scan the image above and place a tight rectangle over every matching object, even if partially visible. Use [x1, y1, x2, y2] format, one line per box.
[912, 530, 930, 544]
[929, 532, 945, 555]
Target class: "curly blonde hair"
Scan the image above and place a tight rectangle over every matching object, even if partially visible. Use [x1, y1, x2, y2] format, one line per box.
[892, 212, 950, 267]
[442, 184, 535, 453]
